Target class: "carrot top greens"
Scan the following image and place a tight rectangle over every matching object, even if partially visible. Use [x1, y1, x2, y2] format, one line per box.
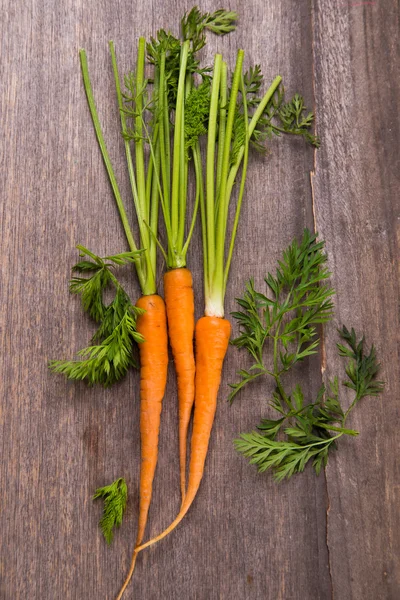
[51, 8, 237, 388]
[93, 478, 128, 545]
[49, 246, 144, 386]
[201, 55, 319, 317]
[145, 8, 237, 269]
[231, 230, 384, 480]
[80, 40, 158, 295]
[51, 7, 319, 386]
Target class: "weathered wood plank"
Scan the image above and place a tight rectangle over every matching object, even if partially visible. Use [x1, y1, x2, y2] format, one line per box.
[312, 1, 400, 598]
[7, 0, 400, 598]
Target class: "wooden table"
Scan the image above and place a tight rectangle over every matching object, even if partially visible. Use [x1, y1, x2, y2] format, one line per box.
[1, 1, 399, 598]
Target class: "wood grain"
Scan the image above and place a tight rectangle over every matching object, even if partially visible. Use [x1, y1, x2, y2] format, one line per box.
[0, 0, 397, 598]
[312, 1, 400, 599]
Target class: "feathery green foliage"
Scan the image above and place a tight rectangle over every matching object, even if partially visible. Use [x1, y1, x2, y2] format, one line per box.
[229, 229, 334, 400]
[146, 7, 236, 108]
[184, 81, 211, 152]
[68, 245, 141, 323]
[338, 326, 385, 402]
[181, 7, 237, 51]
[240, 66, 320, 151]
[231, 231, 384, 480]
[49, 247, 144, 386]
[93, 478, 128, 544]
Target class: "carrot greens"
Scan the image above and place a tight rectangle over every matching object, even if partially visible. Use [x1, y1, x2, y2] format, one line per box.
[49, 247, 144, 386]
[51, 41, 162, 386]
[202, 55, 318, 318]
[145, 7, 237, 269]
[53, 6, 318, 385]
[231, 230, 384, 480]
[93, 478, 128, 545]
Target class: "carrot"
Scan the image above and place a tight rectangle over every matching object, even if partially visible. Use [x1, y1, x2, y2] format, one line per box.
[135, 294, 169, 545]
[115, 18, 233, 597]
[130, 49, 253, 562]
[119, 52, 247, 574]
[134, 315, 230, 552]
[116, 317, 230, 598]
[163, 268, 195, 500]
[115, 11, 318, 598]
[113, 295, 169, 600]
[79, 41, 171, 582]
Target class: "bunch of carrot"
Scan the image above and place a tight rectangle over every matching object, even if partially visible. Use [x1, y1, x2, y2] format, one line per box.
[52, 8, 318, 598]
[75, 12, 241, 596]
[113, 19, 298, 598]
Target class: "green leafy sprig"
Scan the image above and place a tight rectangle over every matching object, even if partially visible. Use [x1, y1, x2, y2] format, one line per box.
[230, 231, 384, 480]
[147, 7, 236, 108]
[181, 7, 237, 52]
[93, 478, 128, 544]
[229, 229, 334, 402]
[240, 65, 320, 151]
[184, 81, 211, 152]
[49, 246, 144, 386]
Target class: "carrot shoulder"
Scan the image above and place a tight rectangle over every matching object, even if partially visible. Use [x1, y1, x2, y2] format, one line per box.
[163, 267, 196, 500]
[135, 294, 169, 546]
[135, 315, 230, 552]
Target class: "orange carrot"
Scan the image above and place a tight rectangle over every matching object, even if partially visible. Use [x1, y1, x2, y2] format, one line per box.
[163, 268, 195, 500]
[134, 294, 169, 547]
[115, 317, 230, 598]
[134, 316, 230, 552]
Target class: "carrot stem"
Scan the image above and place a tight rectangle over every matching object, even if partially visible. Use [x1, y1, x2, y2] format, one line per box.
[213, 49, 244, 310]
[215, 60, 227, 216]
[108, 40, 156, 295]
[79, 50, 140, 265]
[223, 70, 249, 290]
[171, 41, 190, 259]
[205, 54, 222, 295]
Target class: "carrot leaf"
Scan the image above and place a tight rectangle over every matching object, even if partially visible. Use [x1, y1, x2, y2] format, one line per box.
[49, 306, 143, 386]
[181, 7, 237, 50]
[93, 478, 128, 544]
[49, 247, 144, 386]
[231, 232, 384, 480]
[229, 229, 334, 403]
[250, 85, 320, 151]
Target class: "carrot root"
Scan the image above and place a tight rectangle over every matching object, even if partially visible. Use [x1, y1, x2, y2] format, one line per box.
[115, 294, 168, 600]
[115, 551, 138, 600]
[135, 315, 230, 553]
[164, 267, 195, 500]
[135, 294, 169, 546]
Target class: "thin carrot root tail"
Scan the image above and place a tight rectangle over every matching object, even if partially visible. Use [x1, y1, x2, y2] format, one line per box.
[136, 485, 198, 553]
[135, 294, 169, 547]
[136, 315, 230, 555]
[115, 295, 168, 600]
[164, 268, 196, 501]
[115, 551, 139, 600]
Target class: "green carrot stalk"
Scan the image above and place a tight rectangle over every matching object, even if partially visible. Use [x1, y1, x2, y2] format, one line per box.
[80, 41, 160, 296]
